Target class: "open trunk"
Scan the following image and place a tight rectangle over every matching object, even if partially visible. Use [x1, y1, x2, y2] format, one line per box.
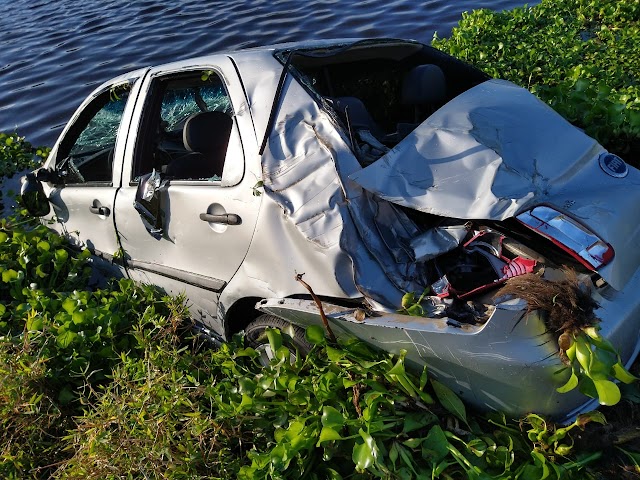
[281, 42, 640, 314]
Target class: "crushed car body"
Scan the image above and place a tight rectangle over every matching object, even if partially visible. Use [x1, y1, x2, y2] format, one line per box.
[21, 38, 640, 421]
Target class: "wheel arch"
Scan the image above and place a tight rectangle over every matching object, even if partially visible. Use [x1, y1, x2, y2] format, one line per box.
[222, 296, 263, 339]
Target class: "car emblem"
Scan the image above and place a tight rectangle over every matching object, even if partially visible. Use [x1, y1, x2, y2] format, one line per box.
[599, 152, 628, 178]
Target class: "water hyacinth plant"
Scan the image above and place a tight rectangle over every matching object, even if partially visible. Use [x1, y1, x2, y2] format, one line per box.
[432, 0, 640, 165]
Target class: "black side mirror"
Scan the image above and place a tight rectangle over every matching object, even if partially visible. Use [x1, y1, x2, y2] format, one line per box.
[134, 170, 166, 239]
[20, 172, 51, 217]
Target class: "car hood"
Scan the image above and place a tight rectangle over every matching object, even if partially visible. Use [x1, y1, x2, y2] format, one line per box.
[349, 79, 640, 290]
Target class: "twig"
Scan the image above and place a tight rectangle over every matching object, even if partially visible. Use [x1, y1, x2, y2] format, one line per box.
[347, 372, 363, 417]
[295, 273, 337, 343]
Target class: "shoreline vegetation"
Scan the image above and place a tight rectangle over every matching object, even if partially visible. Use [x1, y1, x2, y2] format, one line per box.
[432, 0, 640, 167]
[2, 0, 639, 477]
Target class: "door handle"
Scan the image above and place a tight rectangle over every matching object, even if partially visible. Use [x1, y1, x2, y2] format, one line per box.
[89, 203, 110, 216]
[199, 213, 241, 225]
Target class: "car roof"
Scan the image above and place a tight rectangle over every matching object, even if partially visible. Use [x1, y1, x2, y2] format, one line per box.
[146, 37, 421, 74]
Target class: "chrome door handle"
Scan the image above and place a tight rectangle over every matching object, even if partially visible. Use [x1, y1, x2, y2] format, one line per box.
[199, 213, 241, 225]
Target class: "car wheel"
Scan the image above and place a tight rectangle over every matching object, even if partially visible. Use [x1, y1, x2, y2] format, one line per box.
[245, 314, 313, 366]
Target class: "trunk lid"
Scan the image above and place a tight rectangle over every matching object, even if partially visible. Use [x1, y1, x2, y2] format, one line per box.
[349, 79, 640, 290]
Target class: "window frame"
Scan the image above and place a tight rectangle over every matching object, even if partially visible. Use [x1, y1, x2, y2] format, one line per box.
[130, 68, 242, 186]
[53, 83, 134, 187]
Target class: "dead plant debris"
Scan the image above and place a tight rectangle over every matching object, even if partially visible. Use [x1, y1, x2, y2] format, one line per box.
[496, 268, 600, 334]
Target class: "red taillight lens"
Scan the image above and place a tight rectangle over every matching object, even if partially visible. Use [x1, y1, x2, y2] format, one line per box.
[516, 206, 614, 270]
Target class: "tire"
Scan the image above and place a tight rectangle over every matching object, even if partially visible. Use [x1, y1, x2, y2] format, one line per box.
[245, 314, 313, 366]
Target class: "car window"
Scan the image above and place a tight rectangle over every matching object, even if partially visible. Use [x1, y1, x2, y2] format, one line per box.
[56, 84, 132, 184]
[133, 71, 239, 183]
[160, 84, 232, 131]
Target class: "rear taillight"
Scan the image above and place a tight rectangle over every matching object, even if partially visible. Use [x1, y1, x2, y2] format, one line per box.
[516, 206, 614, 270]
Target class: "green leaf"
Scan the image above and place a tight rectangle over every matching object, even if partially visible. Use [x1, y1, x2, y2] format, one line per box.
[431, 379, 468, 425]
[72, 310, 85, 325]
[593, 378, 621, 406]
[556, 371, 579, 393]
[55, 248, 68, 263]
[317, 426, 342, 446]
[322, 406, 345, 429]
[387, 353, 407, 376]
[2, 269, 18, 283]
[613, 362, 637, 384]
[555, 444, 573, 456]
[575, 336, 592, 372]
[422, 425, 450, 463]
[266, 327, 282, 353]
[401, 292, 415, 308]
[406, 304, 423, 316]
[305, 324, 326, 345]
[58, 387, 75, 405]
[238, 377, 257, 394]
[352, 429, 378, 472]
[26, 315, 43, 331]
[326, 346, 345, 362]
[56, 330, 78, 348]
[62, 297, 77, 314]
[402, 438, 423, 449]
[575, 411, 606, 428]
[389, 442, 399, 468]
[419, 365, 428, 391]
[579, 376, 599, 399]
[35, 264, 48, 278]
[402, 411, 437, 433]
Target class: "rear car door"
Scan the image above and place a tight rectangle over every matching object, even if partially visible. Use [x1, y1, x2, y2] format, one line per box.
[44, 74, 145, 275]
[113, 58, 261, 330]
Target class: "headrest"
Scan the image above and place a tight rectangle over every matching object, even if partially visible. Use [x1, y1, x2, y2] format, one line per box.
[183, 111, 233, 154]
[401, 64, 447, 105]
[331, 97, 372, 130]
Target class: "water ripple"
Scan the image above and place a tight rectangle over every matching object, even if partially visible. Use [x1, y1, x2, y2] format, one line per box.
[0, 0, 533, 146]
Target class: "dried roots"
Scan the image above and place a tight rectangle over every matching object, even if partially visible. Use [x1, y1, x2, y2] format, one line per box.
[495, 269, 600, 334]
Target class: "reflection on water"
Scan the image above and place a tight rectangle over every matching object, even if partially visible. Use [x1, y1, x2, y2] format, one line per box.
[0, 0, 532, 146]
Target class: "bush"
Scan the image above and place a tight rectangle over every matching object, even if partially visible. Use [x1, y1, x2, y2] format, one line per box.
[432, 0, 640, 165]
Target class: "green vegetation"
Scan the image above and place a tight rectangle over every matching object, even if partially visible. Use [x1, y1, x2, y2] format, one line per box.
[2, 1, 640, 475]
[0, 135, 639, 480]
[432, 0, 640, 165]
[0, 133, 49, 178]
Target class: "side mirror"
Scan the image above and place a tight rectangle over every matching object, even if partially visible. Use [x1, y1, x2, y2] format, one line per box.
[20, 172, 51, 217]
[134, 170, 166, 239]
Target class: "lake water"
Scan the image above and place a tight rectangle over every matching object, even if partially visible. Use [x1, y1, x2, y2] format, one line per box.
[0, 0, 532, 147]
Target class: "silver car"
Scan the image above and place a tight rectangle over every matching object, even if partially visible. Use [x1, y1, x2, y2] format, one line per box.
[21, 38, 640, 421]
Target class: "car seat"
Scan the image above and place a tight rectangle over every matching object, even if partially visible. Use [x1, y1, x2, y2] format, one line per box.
[330, 96, 386, 141]
[164, 111, 233, 180]
[397, 64, 447, 139]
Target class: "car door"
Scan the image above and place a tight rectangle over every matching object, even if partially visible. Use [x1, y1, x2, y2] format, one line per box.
[43, 74, 145, 276]
[113, 59, 261, 331]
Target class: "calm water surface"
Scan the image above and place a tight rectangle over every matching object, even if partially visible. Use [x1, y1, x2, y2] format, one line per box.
[0, 0, 532, 147]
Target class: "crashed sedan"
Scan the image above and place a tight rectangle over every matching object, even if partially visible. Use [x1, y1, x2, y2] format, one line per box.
[21, 38, 640, 421]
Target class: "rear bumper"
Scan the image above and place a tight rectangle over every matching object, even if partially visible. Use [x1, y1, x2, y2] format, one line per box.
[257, 267, 640, 422]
